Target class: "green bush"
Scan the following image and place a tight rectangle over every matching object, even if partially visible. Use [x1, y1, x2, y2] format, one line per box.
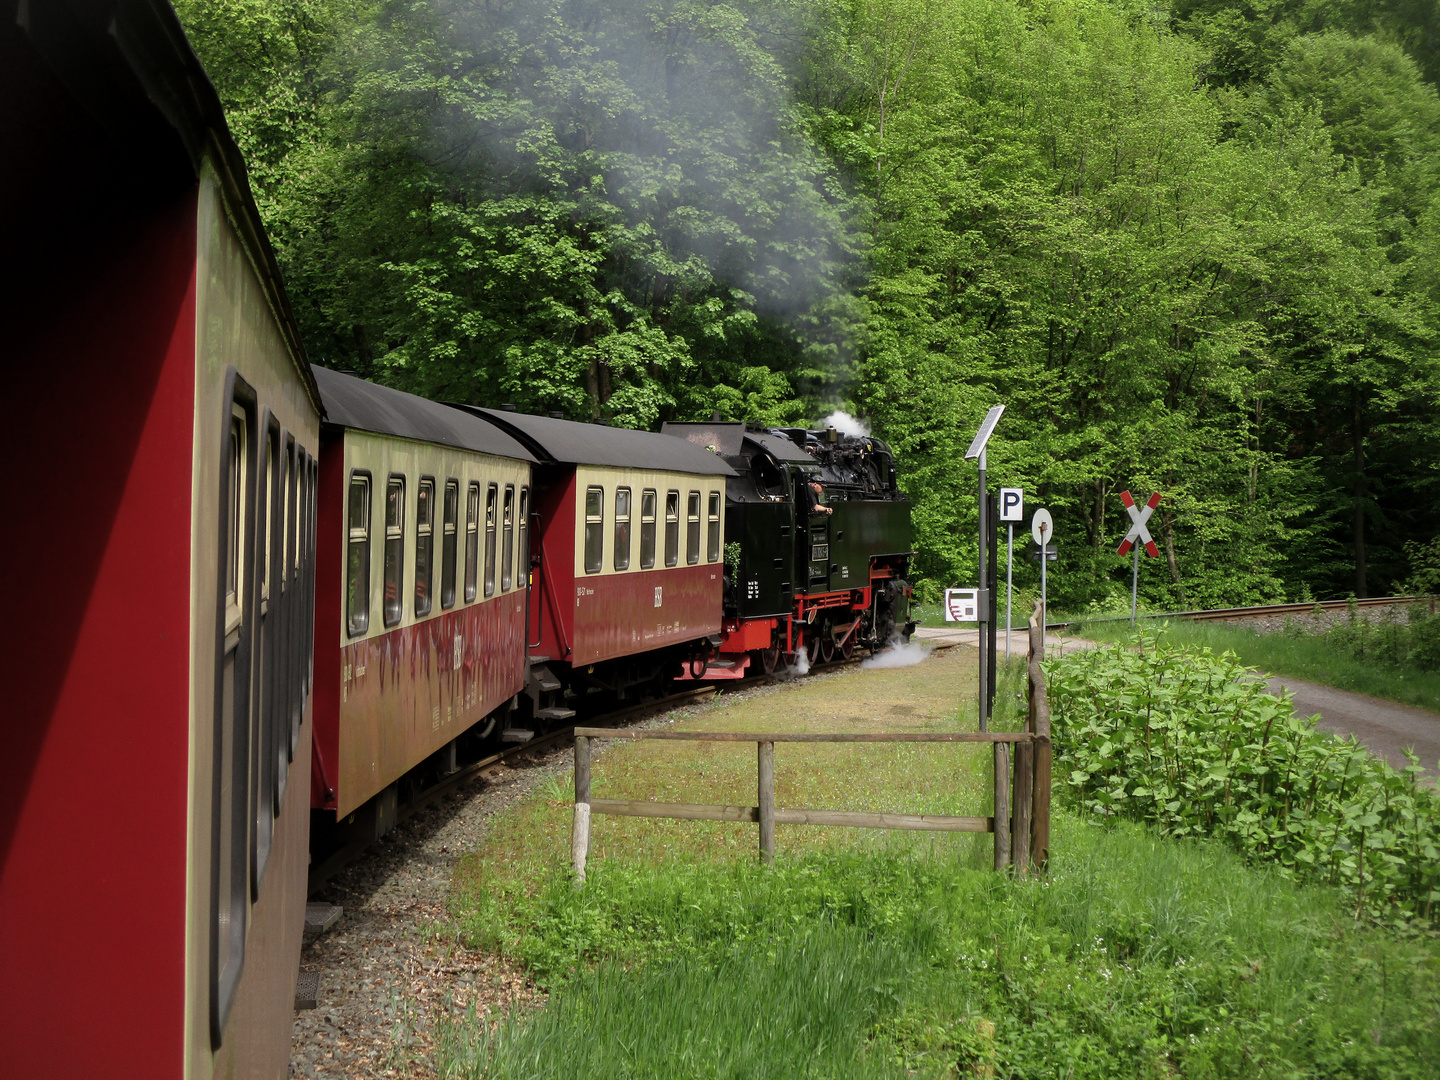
[1046, 633, 1440, 923]
[1325, 602, 1440, 673]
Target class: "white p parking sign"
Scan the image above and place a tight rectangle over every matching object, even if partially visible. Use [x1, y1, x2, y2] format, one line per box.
[999, 487, 1023, 522]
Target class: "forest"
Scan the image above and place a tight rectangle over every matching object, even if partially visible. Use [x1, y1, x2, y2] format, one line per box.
[174, 0, 1440, 610]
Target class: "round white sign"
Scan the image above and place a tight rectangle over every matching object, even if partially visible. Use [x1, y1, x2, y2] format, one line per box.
[1031, 508, 1053, 547]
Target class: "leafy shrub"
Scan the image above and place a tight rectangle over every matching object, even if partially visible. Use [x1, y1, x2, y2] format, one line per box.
[1046, 633, 1440, 924]
[1325, 602, 1440, 673]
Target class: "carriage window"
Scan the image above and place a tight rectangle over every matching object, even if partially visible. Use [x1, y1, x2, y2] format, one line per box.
[441, 479, 458, 608]
[707, 491, 721, 563]
[225, 417, 244, 630]
[464, 482, 480, 602]
[639, 489, 657, 569]
[346, 473, 371, 635]
[518, 487, 530, 588]
[584, 486, 604, 574]
[613, 487, 632, 571]
[383, 477, 405, 627]
[502, 485, 515, 591]
[664, 490, 679, 568]
[414, 478, 434, 616]
[484, 483, 497, 597]
[686, 490, 701, 565]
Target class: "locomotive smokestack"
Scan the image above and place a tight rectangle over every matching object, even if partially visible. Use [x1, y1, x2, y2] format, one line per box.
[826, 426, 839, 444]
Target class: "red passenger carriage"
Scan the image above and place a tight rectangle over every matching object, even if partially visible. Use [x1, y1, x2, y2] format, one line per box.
[451, 409, 738, 717]
[2, 2, 321, 1076]
[310, 369, 537, 834]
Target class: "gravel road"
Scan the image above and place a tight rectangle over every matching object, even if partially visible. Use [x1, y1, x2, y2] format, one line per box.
[1265, 675, 1440, 783]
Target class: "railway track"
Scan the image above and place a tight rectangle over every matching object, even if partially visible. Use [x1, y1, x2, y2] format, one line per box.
[306, 656, 870, 894]
[1051, 594, 1428, 630]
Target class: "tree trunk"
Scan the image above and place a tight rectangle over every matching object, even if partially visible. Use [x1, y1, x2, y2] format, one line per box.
[1161, 509, 1185, 599]
[1353, 389, 1367, 598]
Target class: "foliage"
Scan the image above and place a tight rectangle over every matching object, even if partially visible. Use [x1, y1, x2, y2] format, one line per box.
[1047, 631, 1440, 923]
[174, 0, 1440, 606]
[444, 826, 1440, 1078]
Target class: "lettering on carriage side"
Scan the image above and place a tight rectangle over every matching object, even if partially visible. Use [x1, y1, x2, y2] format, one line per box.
[432, 706, 441, 730]
[654, 586, 663, 608]
[454, 635, 463, 667]
[575, 586, 595, 597]
[355, 663, 366, 677]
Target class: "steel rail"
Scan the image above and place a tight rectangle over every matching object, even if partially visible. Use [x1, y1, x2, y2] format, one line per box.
[305, 648, 883, 895]
[1047, 594, 1426, 631]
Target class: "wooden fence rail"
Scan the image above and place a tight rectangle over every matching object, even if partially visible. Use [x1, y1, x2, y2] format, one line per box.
[570, 601, 1053, 881]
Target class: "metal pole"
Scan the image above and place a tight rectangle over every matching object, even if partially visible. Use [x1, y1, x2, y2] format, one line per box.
[976, 448, 988, 731]
[1040, 541, 1047, 659]
[1130, 541, 1140, 627]
[1005, 524, 1014, 661]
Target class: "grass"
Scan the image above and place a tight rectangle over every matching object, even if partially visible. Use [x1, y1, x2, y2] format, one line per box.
[439, 645, 1440, 1079]
[1074, 617, 1440, 712]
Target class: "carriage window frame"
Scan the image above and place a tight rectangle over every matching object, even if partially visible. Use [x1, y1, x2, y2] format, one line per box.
[639, 489, 657, 569]
[707, 490, 721, 563]
[414, 477, 435, 617]
[664, 490, 680, 568]
[686, 490, 701, 565]
[502, 484, 516, 591]
[441, 478, 459, 609]
[583, 485, 604, 575]
[383, 476, 405, 627]
[483, 483, 497, 598]
[613, 487, 632, 571]
[464, 481, 480, 602]
[346, 471, 371, 636]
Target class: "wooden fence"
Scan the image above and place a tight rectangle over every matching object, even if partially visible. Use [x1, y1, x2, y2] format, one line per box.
[570, 604, 1052, 881]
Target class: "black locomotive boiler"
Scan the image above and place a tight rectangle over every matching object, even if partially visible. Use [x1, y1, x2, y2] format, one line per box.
[662, 421, 914, 677]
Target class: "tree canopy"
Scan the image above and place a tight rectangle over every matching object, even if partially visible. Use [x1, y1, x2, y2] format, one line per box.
[177, 0, 1440, 608]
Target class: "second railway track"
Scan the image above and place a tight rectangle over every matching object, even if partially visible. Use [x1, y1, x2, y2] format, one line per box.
[1050, 594, 1427, 630]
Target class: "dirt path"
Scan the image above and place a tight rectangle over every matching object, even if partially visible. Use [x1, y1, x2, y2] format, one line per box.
[1265, 675, 1440, 783]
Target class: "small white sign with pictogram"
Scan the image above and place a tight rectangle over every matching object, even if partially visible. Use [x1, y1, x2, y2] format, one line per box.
[944, 588, 979, 622]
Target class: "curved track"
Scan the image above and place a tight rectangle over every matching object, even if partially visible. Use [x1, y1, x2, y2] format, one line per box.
[306, 657, 868, 894]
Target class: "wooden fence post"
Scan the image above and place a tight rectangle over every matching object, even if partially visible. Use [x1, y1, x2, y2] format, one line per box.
[1028, 602, 1052, 872]
[993, 743, 1010, 870]
[572, 735, 591, 884]
[1013, 738, 1033, 876]
[758, 740, 776, 864]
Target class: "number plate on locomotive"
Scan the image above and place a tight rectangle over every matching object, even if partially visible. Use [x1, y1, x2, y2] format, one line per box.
[811, 543, 829, 562]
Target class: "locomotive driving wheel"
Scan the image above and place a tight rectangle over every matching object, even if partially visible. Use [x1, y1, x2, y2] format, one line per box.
[805, 630, 822, 667]
[833, 619, 856, 660]
[819, 619, 836, 663]
[758, 641, 781, 675]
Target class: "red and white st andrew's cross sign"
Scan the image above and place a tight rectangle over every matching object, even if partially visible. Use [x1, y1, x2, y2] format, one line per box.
[1117, 490, 1162, 558]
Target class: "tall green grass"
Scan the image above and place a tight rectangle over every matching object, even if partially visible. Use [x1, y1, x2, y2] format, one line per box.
[442, 816, 1440, 1079]
[1077, 617, 1440, 712]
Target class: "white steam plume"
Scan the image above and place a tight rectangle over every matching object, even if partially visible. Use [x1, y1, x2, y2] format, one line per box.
[861, 635, 929, 669]
[819, 410, 869, 438]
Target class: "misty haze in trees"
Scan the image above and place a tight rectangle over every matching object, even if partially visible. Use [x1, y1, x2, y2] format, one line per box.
[177, 0, 1440, 609]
